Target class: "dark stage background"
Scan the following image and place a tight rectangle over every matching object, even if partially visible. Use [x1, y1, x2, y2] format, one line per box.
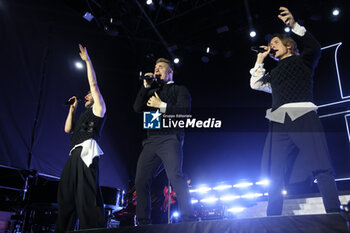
[0, 0, 349, 192]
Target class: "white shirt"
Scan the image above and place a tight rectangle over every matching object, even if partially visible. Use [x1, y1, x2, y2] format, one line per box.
[249, 23, 317, 123]
[69, 108, 104, 167]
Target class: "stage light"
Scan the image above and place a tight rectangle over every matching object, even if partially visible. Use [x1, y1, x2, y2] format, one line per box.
[227, 207, 245, 213]
[200, 197, 218, 203]
[213, 184, 232, 191]
[282, 190, 287, 195]
[264, 192, 269, 196]
[249, 30, 256, 38]
[284, 27, 290, 33]
[241, 193, 263, 199]
[173, 58, 179, 64]
[332, 8, 340, 16]
[233, 182, 253, 188]
[83, 12, 94, 22]
[146, 0, 153, 5]
[191, 199, 198, 204]
[255, 179, 269, 186]
[220, 195, 240, 201]
[172, 211, 179, 217]
[189, 186, 212, 193]
[206, 47, 210, 53]
[75, 61, 84, 69]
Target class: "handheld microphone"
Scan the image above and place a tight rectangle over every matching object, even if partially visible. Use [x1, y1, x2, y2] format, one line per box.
[139, 75, 154, 81]
[251, 46, 276, 55]
[139, 74, 161, 81]
[64, 97, 82, 106]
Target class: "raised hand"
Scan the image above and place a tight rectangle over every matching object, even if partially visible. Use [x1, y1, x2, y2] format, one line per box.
[143, 72, 155, 86]
[79, 44, 90, 62]
[278, 7, 296, 28]
[68, 96, 78, 109]
[147, 92, 162, 108]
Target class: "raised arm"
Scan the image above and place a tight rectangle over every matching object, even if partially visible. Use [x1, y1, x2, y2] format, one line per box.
[278, 7, 321, 70]
[79, 44, 106, 117]
[249, 45, 272, 93]
[64, 96, 78, 133]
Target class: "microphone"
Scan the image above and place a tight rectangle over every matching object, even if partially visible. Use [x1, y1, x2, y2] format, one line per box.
[139, 74, 161, 81]
[63, 97, 82, 106]
[139, 75, 154, 80]
[251, 46, 276, 55]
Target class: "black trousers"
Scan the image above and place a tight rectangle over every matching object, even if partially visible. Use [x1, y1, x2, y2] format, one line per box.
[265, 112, 340, 216]
[135, 135, 193, 223]
[55, 147, 105, 232]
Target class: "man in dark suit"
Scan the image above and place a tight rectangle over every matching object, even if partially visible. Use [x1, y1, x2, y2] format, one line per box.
[133, 58, 193, 225]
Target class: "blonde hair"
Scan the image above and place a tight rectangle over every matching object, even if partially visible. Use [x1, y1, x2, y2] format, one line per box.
[156, 58, 174, 71]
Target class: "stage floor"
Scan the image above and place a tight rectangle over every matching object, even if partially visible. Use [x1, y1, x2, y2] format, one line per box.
[74, 213, 349, 233]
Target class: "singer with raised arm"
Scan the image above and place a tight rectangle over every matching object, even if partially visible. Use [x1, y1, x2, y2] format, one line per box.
[249, 7, 340, 216]
[55, 44, 107, 232]
[133, 58, 194, 225]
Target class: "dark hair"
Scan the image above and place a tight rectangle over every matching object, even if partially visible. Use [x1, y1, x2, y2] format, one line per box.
[269, 33, 299, 55]
[156, 58, 174, 71]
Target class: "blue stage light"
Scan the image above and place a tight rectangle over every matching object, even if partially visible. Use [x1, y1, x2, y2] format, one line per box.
[233, 182, 253, 188]
[200, 197, 219, 203]
[255, 179, 270, 186]
[213, 184, 233, 191]
[220, 195, 240, 202]
[240, 193, 263, 199]
[189, 186, 212, 193]
[172, 211, 179, 218]
[191, 199, 199, 204]
[227, 207, 245, 213]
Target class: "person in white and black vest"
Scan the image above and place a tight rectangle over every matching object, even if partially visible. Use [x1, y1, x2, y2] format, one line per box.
[133, 58, 194, 225]
[55, 44, 107, 232]
[249, 7, 340, 216]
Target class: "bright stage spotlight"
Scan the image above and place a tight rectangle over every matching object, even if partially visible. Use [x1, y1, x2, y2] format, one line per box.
[284, 27, 290, 33]
[240, 193, 263, 199]
[213, 184, 232, 191]
[200, 197, 218, 203]
[146, 0, 153, 5]
[233, 182, 253, 188]
[220, 195, 240, 202]
[191, 199, 199, 204]
[75, 61, 84, 69]
[332, 8, 340, 16]
[249, 30, 256, 38]
[189, 186, 212, 193]
[227, 207, 245, 213]
[173, 58, 180, 64]
[206, 47, 210, 53]
[172, 211, 179, 217]
[255, 179, 270, 186]
[282, 190, 287, 195]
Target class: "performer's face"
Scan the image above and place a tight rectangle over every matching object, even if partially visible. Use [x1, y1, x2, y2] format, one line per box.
[154, 62, 173, 83]
[269, 37, 291, 60]
[84, 92, 94, 108]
